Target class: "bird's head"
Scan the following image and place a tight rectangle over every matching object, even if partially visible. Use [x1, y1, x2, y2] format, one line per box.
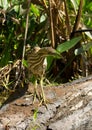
[38, 47, 61, 58]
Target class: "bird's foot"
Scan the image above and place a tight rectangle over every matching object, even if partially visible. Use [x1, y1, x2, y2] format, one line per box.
[38, 94, 51, 108]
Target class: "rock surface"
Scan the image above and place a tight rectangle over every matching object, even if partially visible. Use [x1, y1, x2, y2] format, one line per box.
[0, 76, 92, 130]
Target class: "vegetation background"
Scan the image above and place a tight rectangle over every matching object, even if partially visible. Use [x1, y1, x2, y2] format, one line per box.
[0, 1, 92, 128]
[0, 0, 92, 85]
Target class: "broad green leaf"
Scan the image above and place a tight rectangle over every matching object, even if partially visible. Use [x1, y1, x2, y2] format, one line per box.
[47, 37, 81, 71]
[46, 56, 54, 71]
[56, 36, 82, 53]
[74, 42, 92, 55]
[46, 51, 61, 71]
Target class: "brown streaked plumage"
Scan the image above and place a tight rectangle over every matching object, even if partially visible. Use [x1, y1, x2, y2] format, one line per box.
[27, 46, 60, 105]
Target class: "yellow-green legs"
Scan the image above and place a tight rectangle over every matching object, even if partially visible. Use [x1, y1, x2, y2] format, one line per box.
[39, 76, 49, 107]
[33, 79, 40, 103]
[32, 76, 48, 108]
[40, 76, 46, 104]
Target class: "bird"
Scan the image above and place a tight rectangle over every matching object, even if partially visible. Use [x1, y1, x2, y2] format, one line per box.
[26, 46, 61, 105]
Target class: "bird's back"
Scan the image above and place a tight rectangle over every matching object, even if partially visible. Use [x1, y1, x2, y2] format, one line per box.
[27, 47, 46, 77]
[26, 46, 60, 77]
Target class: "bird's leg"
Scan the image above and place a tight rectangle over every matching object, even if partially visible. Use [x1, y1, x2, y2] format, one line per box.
[33, 79, 40, 103]
[40, 76, 45, 102]
[39, 75, 48, 106]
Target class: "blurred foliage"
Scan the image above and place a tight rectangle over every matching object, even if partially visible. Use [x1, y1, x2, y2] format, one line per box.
[0, 0, 92, 85]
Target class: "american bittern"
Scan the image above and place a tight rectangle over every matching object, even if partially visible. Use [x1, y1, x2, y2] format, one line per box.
[27, 46, 60, 104]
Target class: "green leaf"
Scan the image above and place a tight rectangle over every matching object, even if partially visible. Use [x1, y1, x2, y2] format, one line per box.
[22, 59, 28, 68]
[33, 109, 38, 122]
[0, 0, 8, 9]
[46, 51, 61, 71]
[56, 36, 82, 53]
[31, 4, 40, 17]
[74, 42, 92, 55]
[46, 56, 54, 71]
[86, 2, 92, 11]
[70, 0, 79, 13]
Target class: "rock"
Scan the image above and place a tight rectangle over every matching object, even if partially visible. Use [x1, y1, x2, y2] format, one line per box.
[0, 76, 92, 130]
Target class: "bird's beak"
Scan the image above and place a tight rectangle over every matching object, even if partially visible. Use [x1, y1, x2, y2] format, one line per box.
[50, 50, 61, 59]
[49, 49, 62, 58]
